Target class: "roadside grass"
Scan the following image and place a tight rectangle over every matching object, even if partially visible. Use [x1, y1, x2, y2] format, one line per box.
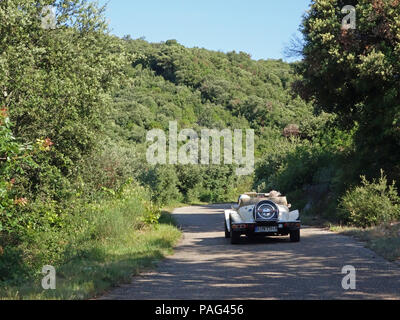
[300, 212, 332, 228]
[0, 189, 182, 300]
[1, 225, 180, 300]
[330, 223, 400, 262]
[300, 210, 400, 263]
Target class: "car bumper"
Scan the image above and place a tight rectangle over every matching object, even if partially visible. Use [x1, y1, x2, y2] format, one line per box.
[231, 221, 301, 235]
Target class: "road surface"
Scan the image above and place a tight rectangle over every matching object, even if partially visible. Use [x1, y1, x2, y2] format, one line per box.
[101, 204, 400, 300]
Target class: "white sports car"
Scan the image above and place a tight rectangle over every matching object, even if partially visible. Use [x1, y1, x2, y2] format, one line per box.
[224, 192, 301, 244]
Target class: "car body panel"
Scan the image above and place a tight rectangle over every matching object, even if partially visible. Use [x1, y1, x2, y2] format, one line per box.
[224, 194, 300, 234]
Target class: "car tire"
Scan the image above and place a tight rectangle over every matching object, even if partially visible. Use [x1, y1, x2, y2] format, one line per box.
[230, 223, 241, 244]
[290, 229, 300, 242]
[225, 220, 230, 238]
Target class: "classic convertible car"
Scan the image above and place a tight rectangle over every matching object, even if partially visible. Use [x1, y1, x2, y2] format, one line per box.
[224, 191, 301, 244]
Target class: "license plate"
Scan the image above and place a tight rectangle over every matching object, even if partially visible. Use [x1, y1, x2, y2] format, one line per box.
[255, 226, 278, 233]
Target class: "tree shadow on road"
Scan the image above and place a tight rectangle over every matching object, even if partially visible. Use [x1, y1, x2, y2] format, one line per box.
[103, 226, 400, 300]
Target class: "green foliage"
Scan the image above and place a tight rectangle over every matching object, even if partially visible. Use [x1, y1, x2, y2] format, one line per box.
[5, 0, 400, 296]
[200, 165, 238, 203]
[296, 0, 400, 184]
[0, 183, 163, 285]
[0, 111, 38, 234]
[1, 0, 127, 203]
[141, 165, 183, 205]
[254, 122, 359, 222]
[269, 0, 400, 225]
[110, 37, 319, 206]
[339, 171, 400, 228]
[0, 1, 140, 292]
[0, 185, 181, 299]
[141, 202, 162, 226]
[175, 165, 204, 203]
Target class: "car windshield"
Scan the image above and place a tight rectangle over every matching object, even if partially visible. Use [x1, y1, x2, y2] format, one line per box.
[240, 197, 269, 207]
[239, 194, 288, 207]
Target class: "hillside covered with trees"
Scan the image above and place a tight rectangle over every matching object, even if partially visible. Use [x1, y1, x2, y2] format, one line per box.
[1, 0, 399, 298]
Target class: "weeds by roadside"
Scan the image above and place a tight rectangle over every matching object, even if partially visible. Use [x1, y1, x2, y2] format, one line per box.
[330, 223, 400, 263]
[0, 186, 182, 300]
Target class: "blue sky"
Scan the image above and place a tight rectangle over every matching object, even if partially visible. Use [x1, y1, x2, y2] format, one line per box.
[98, 0, 311, 61]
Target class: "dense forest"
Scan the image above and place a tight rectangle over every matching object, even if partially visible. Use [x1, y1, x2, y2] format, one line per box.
[1, 0, 399, 298]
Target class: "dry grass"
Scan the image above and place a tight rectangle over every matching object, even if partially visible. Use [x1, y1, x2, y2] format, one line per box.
[331, 222, 400, 262]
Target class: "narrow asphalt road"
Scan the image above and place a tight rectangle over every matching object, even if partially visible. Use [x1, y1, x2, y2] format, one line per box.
[101, 204, 400, 300]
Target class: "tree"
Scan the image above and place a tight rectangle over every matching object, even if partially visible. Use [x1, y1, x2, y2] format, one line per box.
[0, 0, 127, 200]
[0, 109, 37, 233]
[295, 0, 400, 181]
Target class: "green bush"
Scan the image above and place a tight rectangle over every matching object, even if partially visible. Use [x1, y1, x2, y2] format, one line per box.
[339, 171, 400, 228]
[0, 182, 161, 285]
[200, 165, 237, 203]
[141, 165, 183, 205]
[0, 110, 39, 235]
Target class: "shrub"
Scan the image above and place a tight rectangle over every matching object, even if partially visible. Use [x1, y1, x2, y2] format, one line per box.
[140, 165, 183, 206]
[0, 182, 161, 284]
[200, 165, 237, 203]
[0, 110, 38, 235]
[339, 171, 400, 228]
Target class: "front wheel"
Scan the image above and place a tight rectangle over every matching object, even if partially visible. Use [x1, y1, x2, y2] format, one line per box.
[290, 229, 300, 242]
